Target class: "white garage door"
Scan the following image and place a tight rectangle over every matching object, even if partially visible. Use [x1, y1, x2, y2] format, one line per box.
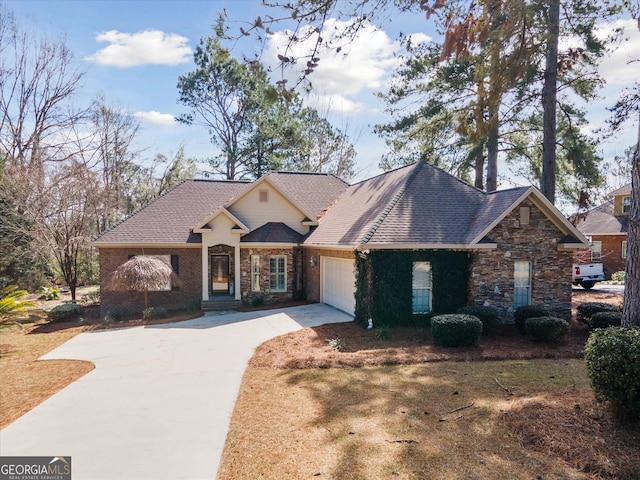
[321, 256, 356, 315]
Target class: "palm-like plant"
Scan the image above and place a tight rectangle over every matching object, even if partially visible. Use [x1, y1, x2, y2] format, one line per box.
[0, 285, 35, 324]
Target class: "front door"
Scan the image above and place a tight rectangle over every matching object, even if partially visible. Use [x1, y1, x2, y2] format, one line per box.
[211, 255, 229, 294]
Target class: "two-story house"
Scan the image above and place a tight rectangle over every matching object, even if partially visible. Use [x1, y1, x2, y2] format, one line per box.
[574, 183, 630, 278]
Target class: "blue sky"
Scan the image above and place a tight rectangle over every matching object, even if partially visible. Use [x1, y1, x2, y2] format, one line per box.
[5, 0, 640, 186]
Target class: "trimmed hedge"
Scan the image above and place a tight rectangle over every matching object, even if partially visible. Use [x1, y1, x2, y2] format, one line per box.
[457, 305, 499, 335]
[47, 302, 81, 322]
[524, 316, 569, 343]
[431, 314, 482, 347]
[514, 305, 550, 333]
[584, 327, 640, 419]
[590, 311, 622, 330]
[577, 302, 622, 325]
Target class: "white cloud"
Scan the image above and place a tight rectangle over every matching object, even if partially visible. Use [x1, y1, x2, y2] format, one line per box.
[305, 93, 365, 114]
[85, 30, 192, 67]
[266, 19, 428, 113]
[597, 19, 640, 85]
[134, 111, 175, 126]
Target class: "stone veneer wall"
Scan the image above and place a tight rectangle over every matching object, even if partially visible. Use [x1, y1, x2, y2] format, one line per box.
[239, 247, 297, 304]
[469, 199, 574, 320]
[99, 247, 201, 317]
[302, 248, 355, 303]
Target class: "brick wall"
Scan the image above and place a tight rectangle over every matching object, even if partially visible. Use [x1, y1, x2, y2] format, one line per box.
[590, 235, 627, 279]
[99, 247, 201, 317]
[302, 248, 355, 302]
[469, 199, 574, 320]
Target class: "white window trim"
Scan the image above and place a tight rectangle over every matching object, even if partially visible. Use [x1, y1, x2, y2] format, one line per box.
[591, 241, 602, 262]
[251, 255, 261, 292]
[622, 196, 631, 214]
[412, 261, 432, 314]
[622, 240, 628, 259]
[514, 261, 531, 308]
[269, 256, 287, 292]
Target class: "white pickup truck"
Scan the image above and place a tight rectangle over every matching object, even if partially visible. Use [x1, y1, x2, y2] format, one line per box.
[572, 263, 605, 290]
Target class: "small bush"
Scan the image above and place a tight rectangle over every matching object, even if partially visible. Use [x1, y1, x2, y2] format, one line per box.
[524, 316, 569, 343]
[514, 305, 550, 333]
[457, 305, 500, 335]
[47, 302, 80, 322]
[103, 309, 123, 323]
[37, 286, 60, 300]
[327, 338, 345, 351]
[584, 327, 640, 419]
[590, 311, 622, 330]
[250, 295, 264, 307]
[611, 271, 626, 282]
[577, 302, 622, 325]
[431, 314, 482, 347]
[375, 323, 391, 340]
[143, 306, 168, 320]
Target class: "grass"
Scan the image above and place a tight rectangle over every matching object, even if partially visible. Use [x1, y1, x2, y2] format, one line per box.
[219, 360, 640, 479]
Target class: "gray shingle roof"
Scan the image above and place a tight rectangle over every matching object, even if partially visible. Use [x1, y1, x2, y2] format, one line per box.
[575, 201, 628, 235]
[464, 187, 530, 243]
[305, 162, 491, 246]
[266, 172, 348, 219]
[241, 222, 303, 243]
[94, 180, 250, 244]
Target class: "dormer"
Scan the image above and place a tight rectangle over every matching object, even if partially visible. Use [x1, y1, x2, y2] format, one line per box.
[610, 183, 631, 216]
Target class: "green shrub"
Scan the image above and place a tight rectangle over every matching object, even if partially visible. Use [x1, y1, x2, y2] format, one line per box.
[584, 327, 640, 419]
[431, 314, 482, 347]
[47, 302, 80, 322]
[514, 305, 549, 333]
[524, 316, 569, 343]
[250, 295, 264, 307]
[143, 306, 168, 320]
[457, 305, 500, 335]
[103, 309, 124, 323]
[611, 271, 626, 282]
[590, 311, 622, 330]
[37, 286, 60, 300]
[374, 323, 391, 340]
[576, 302, 622, 325]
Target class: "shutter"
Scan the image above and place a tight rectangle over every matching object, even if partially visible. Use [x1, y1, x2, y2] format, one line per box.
[171, 255, 179, 274]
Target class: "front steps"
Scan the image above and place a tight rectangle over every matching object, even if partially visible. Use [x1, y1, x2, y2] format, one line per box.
[201, 297, 242, 312]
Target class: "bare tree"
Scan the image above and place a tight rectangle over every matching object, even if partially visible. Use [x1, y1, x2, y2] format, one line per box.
[0, 5, 86, 191]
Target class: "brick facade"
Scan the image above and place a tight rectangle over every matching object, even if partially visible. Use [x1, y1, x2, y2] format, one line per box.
[585, 235, 627, 279]
[99, 247, 201, 316]
[469, 199, 574, 320]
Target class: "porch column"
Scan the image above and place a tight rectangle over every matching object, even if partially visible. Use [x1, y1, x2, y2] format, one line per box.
[201, 241, 209, 301]
[234, 243, 241, 300]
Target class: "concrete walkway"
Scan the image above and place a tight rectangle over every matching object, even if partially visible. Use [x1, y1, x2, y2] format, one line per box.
[0, 304, 352, 479]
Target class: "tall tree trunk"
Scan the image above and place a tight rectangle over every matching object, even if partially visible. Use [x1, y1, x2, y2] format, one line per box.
[622, 116, 640, 327]
[486, 107, 499, 192]
[541, 0, 559, 204]
[474, 151, 485, 190]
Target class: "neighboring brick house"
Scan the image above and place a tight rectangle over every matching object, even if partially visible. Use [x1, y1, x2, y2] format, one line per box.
[573, 183, 630, 279]
[94, 161, 588, 321]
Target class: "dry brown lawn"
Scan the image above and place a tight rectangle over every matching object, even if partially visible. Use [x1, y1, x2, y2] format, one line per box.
[219, 289, 639, 480]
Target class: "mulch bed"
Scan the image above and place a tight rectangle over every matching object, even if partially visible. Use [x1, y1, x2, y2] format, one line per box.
[250, 320, 589, 368]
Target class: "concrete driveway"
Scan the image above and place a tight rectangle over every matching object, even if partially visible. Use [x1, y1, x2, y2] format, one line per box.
[0, 304, 352, 479]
